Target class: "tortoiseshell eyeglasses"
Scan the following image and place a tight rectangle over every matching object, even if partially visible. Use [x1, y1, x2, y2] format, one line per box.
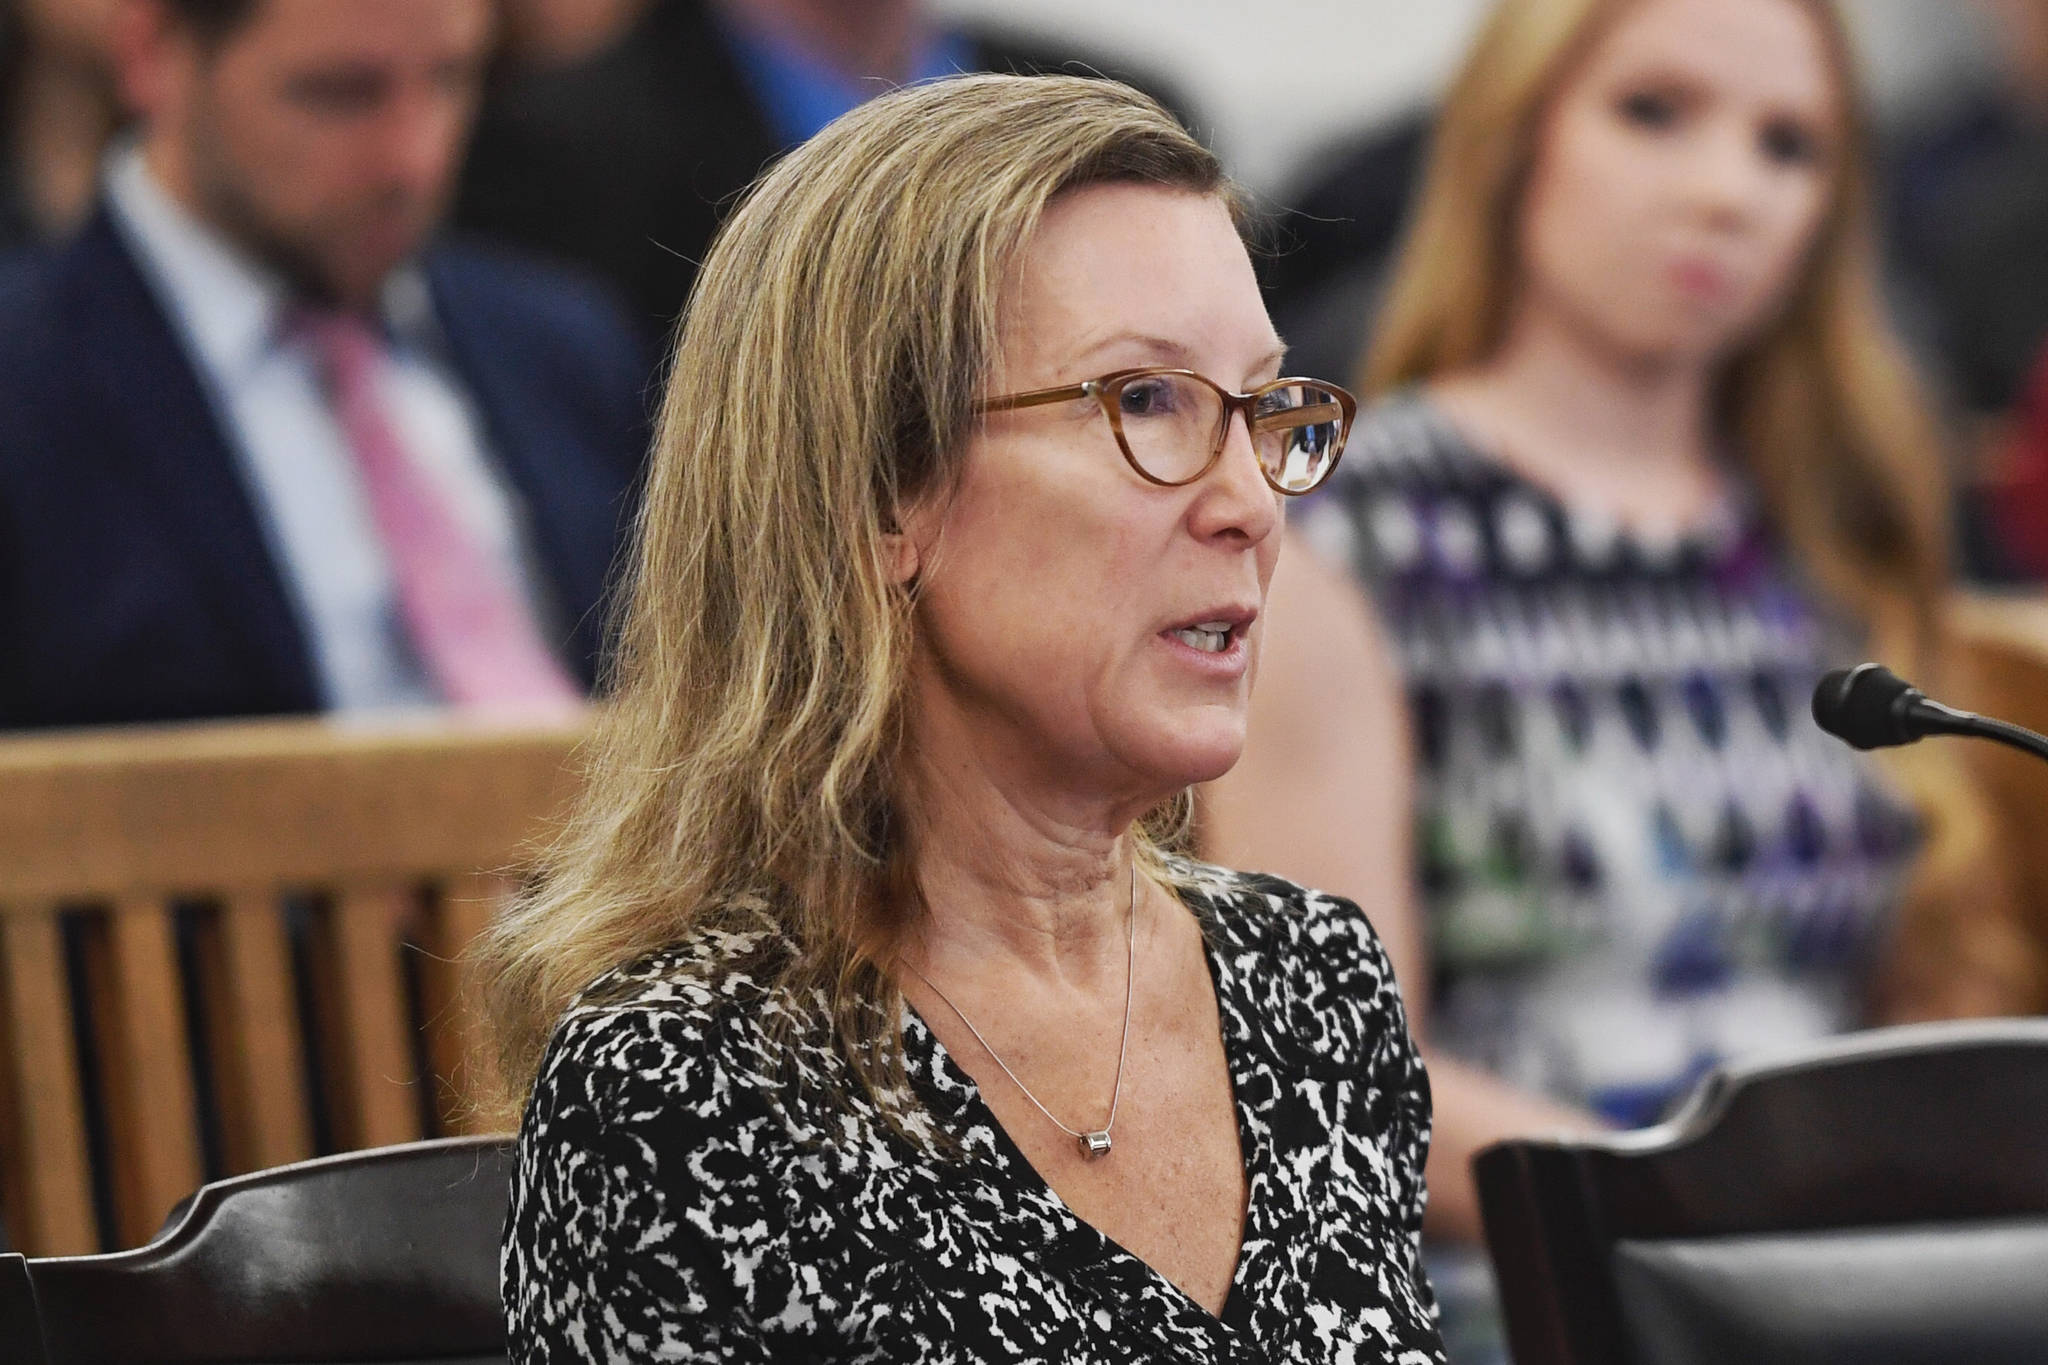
[974, 367, 1357, 495]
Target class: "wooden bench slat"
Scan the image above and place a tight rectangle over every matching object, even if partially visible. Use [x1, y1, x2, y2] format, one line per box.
[425, 874, 516, 1135]
[212, 893, 314, 1172]
[0, 906, 96, 1255]
[102, 897, 205, 1248]
[330, 886, 424, 1150]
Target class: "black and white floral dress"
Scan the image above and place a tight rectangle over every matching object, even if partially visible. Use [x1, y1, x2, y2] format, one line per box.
[503, 860, 1446, 1363]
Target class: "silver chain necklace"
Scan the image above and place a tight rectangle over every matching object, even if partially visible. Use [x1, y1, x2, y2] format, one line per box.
[906, 861, 1138, 1161]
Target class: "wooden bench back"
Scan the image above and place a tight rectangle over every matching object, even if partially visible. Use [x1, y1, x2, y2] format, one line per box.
[1950, 594, 2048, 1010]
[0, 717, 583, 1255]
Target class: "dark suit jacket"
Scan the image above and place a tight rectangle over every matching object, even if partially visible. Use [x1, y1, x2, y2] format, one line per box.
[0, 208, 651, 730]
[455, 0, 1199, 340]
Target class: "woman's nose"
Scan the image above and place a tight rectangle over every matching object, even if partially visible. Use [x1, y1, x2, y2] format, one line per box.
[1189, 411, 1281, 544]
[1684, 121, 1772, 227]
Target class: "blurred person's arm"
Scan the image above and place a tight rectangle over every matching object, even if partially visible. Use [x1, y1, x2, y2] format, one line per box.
[1203, 529, 1425, 997]
[1412, 1055, 1600, 1244]
[1204, 529, 1599, 1244]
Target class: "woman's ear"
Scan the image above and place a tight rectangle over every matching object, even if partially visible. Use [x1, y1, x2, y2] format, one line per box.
[881, 527, 922, 586]
[884, 493, 945, 587]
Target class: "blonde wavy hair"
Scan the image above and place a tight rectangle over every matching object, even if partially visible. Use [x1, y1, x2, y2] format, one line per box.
[1366, 0, 2038, 1013]
[474, 74, 1231, 1114]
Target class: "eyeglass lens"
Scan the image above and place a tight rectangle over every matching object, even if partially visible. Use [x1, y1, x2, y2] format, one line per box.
[1110, 374, 1347, 492]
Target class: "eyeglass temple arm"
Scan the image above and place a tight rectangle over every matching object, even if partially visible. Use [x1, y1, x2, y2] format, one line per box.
[980, 387, 1346, 426]
[974, 384, 1095, 414]
[1250, 400, 1345, 430]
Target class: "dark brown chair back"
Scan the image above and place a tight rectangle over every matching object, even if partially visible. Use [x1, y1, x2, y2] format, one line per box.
[1474, 1019, 2048, 1365]
[1, 1135, 513, 1364]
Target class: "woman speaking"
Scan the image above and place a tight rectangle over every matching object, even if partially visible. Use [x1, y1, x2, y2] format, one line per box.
[482, 75, 1445, 1362]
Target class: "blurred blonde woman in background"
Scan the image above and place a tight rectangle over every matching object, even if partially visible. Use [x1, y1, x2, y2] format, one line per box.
[1207, 0, 2041, 1358]
[483, 74, 1446, 1362]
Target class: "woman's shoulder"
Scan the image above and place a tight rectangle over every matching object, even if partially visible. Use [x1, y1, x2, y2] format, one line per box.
[504, 928, 847, 1358]
[527, 922, 812, 1134]
[1166, 856, 1412, 1073]
[1170, 855, 1386, 948]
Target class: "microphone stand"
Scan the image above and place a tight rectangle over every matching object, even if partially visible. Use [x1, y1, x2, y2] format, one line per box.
[1924, 708, 2048, 765]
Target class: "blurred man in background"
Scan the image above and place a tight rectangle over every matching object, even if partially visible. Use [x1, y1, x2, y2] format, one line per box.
[0, 0, 647, 730]
[457, 0, 1195, 339]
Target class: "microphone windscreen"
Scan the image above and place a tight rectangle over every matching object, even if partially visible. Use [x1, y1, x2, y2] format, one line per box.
[1812, 663, 1916, 749]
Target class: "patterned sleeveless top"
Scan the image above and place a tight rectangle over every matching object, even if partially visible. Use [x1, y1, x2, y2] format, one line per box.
[1297, 397, 1919, 1127]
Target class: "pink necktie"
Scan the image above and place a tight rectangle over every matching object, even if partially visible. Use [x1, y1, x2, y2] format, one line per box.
[296, 310, 584, 716]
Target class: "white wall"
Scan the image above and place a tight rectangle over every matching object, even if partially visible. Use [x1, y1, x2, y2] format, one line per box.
[932, 0, 1996, 196]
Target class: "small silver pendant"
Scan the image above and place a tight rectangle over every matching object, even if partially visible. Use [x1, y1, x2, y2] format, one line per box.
[1077, 1130, 1113, 1160]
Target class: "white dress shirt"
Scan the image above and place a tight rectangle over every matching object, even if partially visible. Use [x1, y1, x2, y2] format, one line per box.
[104, 144, 557, 713]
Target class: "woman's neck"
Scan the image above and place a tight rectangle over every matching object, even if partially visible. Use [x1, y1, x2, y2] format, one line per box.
[9, 53, 117, 239]
[908, 826, 1136, 993]
[894, 692, 1150, 993]
[1433, 296, 1727, 537]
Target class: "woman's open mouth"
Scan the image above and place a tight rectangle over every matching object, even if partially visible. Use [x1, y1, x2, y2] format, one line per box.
[1171, 622, 1236, 654]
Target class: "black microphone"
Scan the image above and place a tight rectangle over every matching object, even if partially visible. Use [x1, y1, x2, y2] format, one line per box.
[1812, 662, 2048, 764]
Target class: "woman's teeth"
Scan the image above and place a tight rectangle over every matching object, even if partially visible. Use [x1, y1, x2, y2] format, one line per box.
[1173, 623, 1232, 654]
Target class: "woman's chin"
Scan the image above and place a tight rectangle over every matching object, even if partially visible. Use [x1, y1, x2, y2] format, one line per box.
[1136, 716, 1247, 790]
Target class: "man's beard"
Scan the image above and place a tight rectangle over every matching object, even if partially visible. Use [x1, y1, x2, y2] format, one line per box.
[187, 102, 422, 311]
[204, 182, 351, 308]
